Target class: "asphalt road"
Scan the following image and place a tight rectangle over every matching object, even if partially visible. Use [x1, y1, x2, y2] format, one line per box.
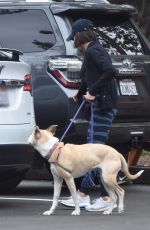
[0, 180, 150, 230]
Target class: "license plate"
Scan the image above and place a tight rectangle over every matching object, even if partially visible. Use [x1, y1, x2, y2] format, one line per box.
[0, 88, 8, 106]
[119, 79, 138, 96]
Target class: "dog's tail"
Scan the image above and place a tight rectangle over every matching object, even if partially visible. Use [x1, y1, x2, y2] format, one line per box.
[120, 154, 144, 180]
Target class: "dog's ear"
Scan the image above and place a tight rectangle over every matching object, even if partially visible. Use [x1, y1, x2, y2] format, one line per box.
[47, 125, 58, 135]
[34, 126, 41, 140]
[35, 126, 40, 132]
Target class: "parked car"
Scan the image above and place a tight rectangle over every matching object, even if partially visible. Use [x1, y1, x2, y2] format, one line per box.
[0, 48, 35, 192]
[0, 0, 150, 181]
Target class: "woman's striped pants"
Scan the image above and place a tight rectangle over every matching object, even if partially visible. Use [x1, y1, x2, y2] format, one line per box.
[80, 103, 117, 196]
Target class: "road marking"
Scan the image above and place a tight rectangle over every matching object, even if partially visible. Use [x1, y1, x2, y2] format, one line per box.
[0, 197, 54, 202]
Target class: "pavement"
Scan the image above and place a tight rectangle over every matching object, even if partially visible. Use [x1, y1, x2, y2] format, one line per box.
[0, 180, 150, 230]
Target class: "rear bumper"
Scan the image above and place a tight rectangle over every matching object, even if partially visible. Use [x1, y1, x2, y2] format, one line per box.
[0, 123, 36, 166]
[109, 122, 150, 144]
[0, 145, 35, 165]
[0, 123, 35, 145]
[72, 119, 150, 144]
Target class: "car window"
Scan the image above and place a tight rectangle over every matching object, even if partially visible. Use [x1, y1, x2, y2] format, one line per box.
[0, 9, 56, 52]
[68, 15, 144, 55]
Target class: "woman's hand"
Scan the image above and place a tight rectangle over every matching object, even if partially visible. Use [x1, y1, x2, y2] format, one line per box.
[84, 92, 95, 101]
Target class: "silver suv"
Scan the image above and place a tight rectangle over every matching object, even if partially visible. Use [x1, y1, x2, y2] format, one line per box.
[0, 49, 35, 145]
[0, 48, 35, 192]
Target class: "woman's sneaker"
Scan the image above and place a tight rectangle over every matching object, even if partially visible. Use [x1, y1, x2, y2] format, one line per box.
[59, 195, 72, 201]
[85, 198, 117, 211]
[60, 193, 90, 208]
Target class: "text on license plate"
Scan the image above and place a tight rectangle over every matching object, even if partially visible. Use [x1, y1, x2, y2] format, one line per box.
[119, 79, 138, 96]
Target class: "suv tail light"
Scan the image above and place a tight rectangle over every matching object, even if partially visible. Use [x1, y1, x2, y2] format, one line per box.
[48, 56, 82, 88]
[23, 75, 32, 92]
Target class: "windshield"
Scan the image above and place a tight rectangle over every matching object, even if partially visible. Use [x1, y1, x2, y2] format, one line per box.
[67, 15, 144, 55]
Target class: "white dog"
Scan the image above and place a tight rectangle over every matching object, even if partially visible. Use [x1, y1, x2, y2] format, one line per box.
[28, 125, 144, 216]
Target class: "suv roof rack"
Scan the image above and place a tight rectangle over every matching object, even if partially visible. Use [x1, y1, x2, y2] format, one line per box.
[0, 0, 51, 3]
[0, 48, 23, 61]
[51, 1, 137, 16]
[0, 0, 109, 4]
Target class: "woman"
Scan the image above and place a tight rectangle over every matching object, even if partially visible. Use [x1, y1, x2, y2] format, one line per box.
[60, 19, 118, 211]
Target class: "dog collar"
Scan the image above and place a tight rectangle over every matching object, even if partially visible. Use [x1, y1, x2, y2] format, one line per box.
[46, 142, 72, 174]
[45, 142, 59, 161]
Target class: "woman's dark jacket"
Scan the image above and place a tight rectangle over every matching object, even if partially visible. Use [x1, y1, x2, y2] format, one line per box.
[77, 40, 118, 110]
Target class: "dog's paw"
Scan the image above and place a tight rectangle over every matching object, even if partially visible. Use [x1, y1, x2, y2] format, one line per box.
[103, 209, 112, 215]
[43, 210, 53, 216]
[71, 210, 80, 216]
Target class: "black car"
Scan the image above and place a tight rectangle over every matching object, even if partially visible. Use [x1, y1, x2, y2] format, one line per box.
[0, 0, 150, 186]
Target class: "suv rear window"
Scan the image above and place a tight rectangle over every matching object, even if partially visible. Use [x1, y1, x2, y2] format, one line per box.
[0, 9, 56, 52]
[68, 15, 144, 55]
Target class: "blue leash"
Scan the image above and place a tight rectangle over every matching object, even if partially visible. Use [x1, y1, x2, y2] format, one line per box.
[60, 100, 94, 143]
[90, 102, 94, 143]
[60, 100, 85, 142]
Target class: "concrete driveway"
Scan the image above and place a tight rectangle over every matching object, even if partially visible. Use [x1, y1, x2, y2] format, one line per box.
[0, 180, 149, 230]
